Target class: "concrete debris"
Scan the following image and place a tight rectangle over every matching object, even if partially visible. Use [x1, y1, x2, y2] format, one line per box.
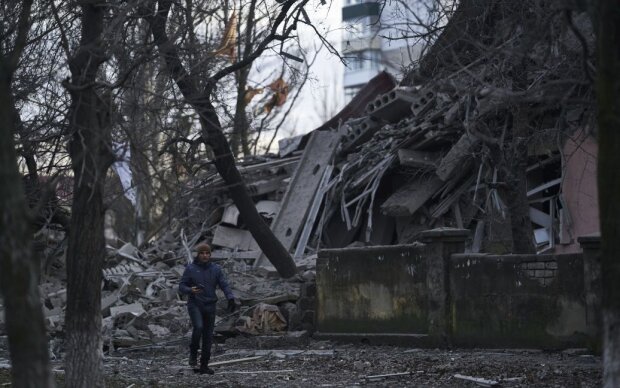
[340, 117, 381, 153]
[6, 209, 318, 352]
[313, 65, 580, 253]
[367, 87, 418, 122]
[236, 303, 288, 335]
[110, 303, 146, 318]
[453, 373, 499, 386]
[221, 203, 241, 226]
[278, 134, 305, 157]
[254, 130, 340, 268]
[256, 200, 280, 219]
[212, 224, 257, 251]
[117, 243, 144, 263]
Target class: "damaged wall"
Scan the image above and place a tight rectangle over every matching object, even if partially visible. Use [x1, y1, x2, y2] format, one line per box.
[316, 245, 429, 334]
[316, 230, 599, 349]
[450, 253, 587, 349]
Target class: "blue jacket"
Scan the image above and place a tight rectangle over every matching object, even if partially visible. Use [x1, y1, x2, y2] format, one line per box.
[179, 260, 234, 307]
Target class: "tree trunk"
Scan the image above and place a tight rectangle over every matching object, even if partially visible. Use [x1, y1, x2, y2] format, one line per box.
[64, 3, 112, 387]
[233, 0, 257, 157]
[121, 27, 153, 246]
[233, 67, 251, 157]
[596, 0, 620, 386]
[147, 0, 297, 278]
[501, 109, 535, 254]
[198, 109, 297, 276]
[0, 57, 54, 388]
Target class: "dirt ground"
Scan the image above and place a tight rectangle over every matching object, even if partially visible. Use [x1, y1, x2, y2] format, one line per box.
[1, 334, 601, 387]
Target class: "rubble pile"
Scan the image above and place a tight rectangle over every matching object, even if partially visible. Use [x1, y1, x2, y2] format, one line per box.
[319, 39, 592, 254]
[12, 234, 317, 352]
[0, 147, 325, 351]
[328, 85, 486, 249]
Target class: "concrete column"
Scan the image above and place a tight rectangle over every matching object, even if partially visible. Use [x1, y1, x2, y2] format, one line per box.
[419, 228, 469, 345]
[578, 234, 602, 351]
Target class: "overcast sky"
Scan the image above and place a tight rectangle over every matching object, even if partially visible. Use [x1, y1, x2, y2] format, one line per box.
[282, 0, 346, 138]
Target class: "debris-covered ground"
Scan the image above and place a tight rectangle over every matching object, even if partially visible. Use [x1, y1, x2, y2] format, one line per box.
[0, 238, 602, 388]
[1, 334, 600, 387]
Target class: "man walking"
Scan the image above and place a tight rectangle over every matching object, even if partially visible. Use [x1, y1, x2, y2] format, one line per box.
[179, 243, 237, 374]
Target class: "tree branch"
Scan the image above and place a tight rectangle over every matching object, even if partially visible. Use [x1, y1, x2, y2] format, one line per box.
[5, 0, 34, 73]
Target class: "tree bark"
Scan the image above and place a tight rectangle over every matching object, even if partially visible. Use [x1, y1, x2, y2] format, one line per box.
[499, 109, 535, 254]
[0, 1, 53, 386]
[596, 0, 620, 386]
[64, 3, 113, 387]
[146, 0, 298, 278]
[0, 52, 54, 388]
[232, 0, 257, 157]
[232, 67, 251, 156]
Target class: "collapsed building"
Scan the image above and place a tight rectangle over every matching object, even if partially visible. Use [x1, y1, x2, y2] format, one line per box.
[0, 1, 600, 353]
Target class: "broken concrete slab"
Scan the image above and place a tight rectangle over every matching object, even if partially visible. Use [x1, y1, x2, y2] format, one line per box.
[221, 203, 241, 226]
[101, 290, 120, 314]
[340, 117, 381, 153]
[436, 132, 480, 181]
[255, 130, 340, 268]
[256, 200, 280, 219]
[147, 324, 171, 338]
[103, 262, 145, 279]
[411, 89, 437, 118]
[212, 225, 257, 251]
[110, 303, 146, 318]
[381, 176, 444, 217]
[211, 250, 261, 261]
[367, 87, 419, 123]
[278, 134, 305, 157]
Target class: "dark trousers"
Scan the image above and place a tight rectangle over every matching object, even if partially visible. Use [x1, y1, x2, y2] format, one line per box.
[188, 303, 216, 365]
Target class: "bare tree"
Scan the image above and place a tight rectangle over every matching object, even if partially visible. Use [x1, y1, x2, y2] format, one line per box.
[62, 1, 117, 385]
[143, 0, 332, 277]
[0, 0, 54, 386]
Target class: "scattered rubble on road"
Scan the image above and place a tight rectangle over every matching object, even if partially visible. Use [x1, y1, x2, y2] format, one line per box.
[1, 334, 600, 387]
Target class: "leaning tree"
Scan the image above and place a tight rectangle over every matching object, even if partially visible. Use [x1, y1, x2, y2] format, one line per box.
[143, 0, 336, 277]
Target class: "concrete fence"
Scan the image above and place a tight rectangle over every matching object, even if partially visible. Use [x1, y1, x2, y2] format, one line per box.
[315, 228, 602, 350]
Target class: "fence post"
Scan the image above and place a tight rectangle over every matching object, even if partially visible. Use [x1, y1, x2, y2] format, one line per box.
[578, 234, 602, 352]
[419, 228, 469, 345]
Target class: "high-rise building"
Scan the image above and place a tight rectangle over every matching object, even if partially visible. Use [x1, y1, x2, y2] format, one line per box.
[342, 0, 422, 102]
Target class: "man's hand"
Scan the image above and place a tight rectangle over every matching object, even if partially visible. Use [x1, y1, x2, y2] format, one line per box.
[191, 286, 202, 294]
[227, 298, 238, 313]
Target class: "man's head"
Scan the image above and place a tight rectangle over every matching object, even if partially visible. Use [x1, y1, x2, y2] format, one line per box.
[195, 243, 211, 263]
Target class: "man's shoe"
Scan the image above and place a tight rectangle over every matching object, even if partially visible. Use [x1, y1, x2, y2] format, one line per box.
[193, 366, 214, 375]
[189, 353, 198, 367]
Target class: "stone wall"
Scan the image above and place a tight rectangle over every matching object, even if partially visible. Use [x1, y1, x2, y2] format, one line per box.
[450, 253, 587, 348]
[316, 244, 429, 335]
[315, 229, 601, 349]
